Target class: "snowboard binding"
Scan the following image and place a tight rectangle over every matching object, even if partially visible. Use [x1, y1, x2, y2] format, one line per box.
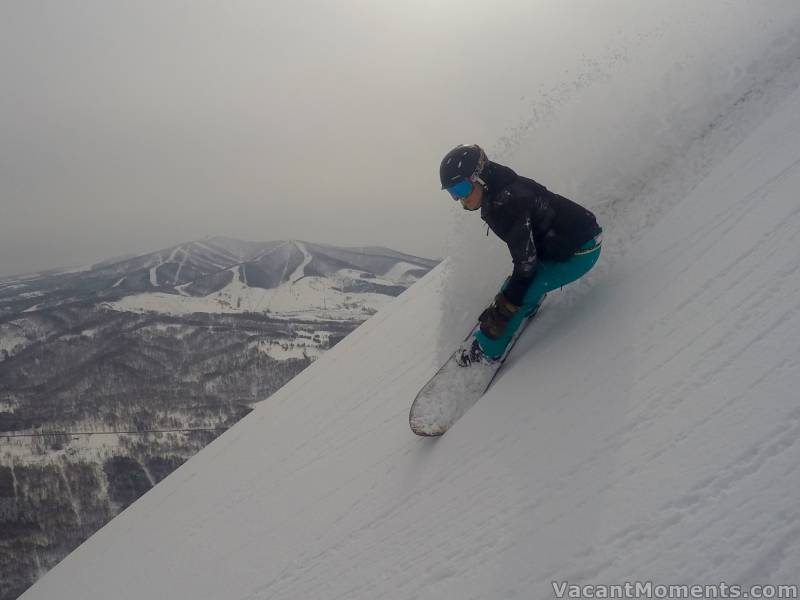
[456, 339, 499, 367]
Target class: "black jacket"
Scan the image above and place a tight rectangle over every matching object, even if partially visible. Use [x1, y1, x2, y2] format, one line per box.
[480, 161, 601, 305]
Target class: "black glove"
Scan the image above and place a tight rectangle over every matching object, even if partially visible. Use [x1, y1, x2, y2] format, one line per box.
[478, 293, 520, 339]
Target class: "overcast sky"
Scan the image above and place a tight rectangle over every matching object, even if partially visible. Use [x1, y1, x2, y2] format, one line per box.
[2, 1, 798, 277]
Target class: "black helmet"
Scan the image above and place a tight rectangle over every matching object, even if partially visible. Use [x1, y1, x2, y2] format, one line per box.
[439, 144, 487, 189]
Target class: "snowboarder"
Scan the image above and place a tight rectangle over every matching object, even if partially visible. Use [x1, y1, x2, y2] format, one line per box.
[440, 144, 603, 365]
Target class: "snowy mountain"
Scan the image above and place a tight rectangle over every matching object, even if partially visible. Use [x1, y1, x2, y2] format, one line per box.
[0, 237, 437, 366]
[105, 240, 435, 320]
[0, 237, 437, 323]
[19, 28, 800, 600]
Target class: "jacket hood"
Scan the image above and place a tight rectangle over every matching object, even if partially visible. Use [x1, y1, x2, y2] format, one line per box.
[482, 161, 518, 195]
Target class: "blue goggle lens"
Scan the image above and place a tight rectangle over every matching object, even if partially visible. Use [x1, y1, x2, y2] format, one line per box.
[446, 179, 474, 200]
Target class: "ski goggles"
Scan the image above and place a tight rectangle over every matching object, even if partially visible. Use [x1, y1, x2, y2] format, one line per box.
[445, 179, 474, 200]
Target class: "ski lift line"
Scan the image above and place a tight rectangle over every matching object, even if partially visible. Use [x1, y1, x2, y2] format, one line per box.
[252, 240, 291, 314]
[1, 426, 227, 439]
[262, 241, 292, 314]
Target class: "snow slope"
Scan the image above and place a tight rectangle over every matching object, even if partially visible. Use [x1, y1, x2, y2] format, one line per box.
[21, 67, 800, 598]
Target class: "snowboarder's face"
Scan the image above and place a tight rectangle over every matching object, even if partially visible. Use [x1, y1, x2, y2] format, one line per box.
[460, 184, 483, 211]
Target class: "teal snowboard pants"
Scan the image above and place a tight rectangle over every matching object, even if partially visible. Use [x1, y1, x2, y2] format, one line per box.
[475, 233, 602, 359]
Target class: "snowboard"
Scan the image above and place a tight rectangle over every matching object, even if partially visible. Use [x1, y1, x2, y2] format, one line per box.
[409, 303, 541, 437]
